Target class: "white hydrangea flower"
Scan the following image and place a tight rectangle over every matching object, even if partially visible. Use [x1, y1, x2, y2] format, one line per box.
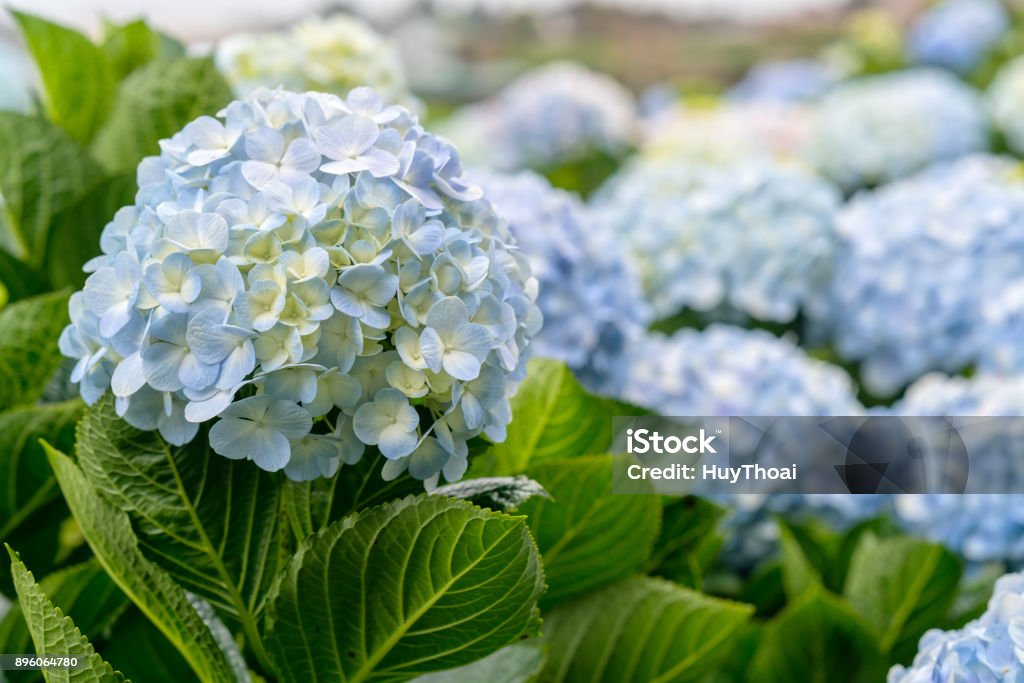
[215, 15, 410, 107]
[810, 69, 988, 190]
[60, 87, 542, 488]
[594, 158, 841, 323]
[988, 56, 1024, 156]
[443, 61, 636, 172]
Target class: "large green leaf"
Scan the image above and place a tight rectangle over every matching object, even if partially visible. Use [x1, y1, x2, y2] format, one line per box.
[410, 641, 546, 683]
[0, 558, 127, 667]
[7, 547, 126, 683]
[0, 400, 81, 539]
[749, 588, 882, 683]
[44, 444, 250, 683]
[100, 20, 183, 80]
[91, 58, 233, 173]
[472, 359, 618, 476]
[265, 494, 545, 683]
[0, 249, 48, 303]
[843, 534, 961, 662]
[11, 12, 115, 145]
[542, 577, 753, 683]
[519, 456, 659, 606]
[281, 452, 423, 541]
[44, 173, 137, 290]
[646, 496, 726, 589]
[74, 398, 284, 668]
[99, 608, 194, 683]
[0, 292, 71, 411]
[0, 114, 100, 265]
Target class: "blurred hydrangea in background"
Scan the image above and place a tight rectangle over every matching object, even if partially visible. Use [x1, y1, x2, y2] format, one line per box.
[473, 169, 647, 394]
[59, 86, 542, 486]
[727, 58, 836, 103]
[215, 14, 411, 105]
[595, 159, 841, 323]
[890, 570, 1024, 681]
[988, 56, 1024, 156]
[810, 154, 1024, 396]
[443, 61, 637, 173]
[906, 0, 1009, 74]
[810, 69, 988, 190]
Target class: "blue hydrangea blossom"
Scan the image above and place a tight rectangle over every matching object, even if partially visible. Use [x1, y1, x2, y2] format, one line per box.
[59, 87, 542, 487]
[892, 372, 1024, 568]
[810, 155, 1024, 396]
[890, 571, 1024, 681]
[594, 159, 841, 323]
[907, 0, 1008, 74]
[442, 61, 636, 172]
[727, 59, 835, 103]
[473, 170, 647, 393]
[810, 69, 988, 190]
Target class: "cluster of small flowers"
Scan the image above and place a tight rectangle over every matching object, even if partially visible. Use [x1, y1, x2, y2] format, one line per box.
[639, 102, 815, 166]
[472, 170, 647, 394]
[892, 372, 1024, 568]
[618, 325, 862, 417]
[443, 62, 636, 172]
[727, 59, 835, 103]
[809, 69, 988, 190]
[594, 159, 841, 323]
[890, 571, 1024, 681]
[215, 15, 410, 106]
[988, 56, 1024, 156]
[907, 0, 1008, 74]
[810, 155, 1024, 396]
[59, 87, 541, 486]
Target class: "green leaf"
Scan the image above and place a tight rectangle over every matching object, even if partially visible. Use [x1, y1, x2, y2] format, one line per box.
[91, 58, 233, 173]
[0, 113, 101, 264]
[43, 444, 250, 683]
[265, 494, 544, 683]
[472, 359, 618, 476]
[646, 496, 725, 588]
[44, 173, 136, 290]
[0, 400, 81, 539]
[7, 546, 126, 682]
[410, 641, 546, 683]
[281, 452, 423, 540]
[100, 20, 182, 79]
[519, 456, 660, 606]
[433, 476, 550, 511]
[74, 398, 284, 670]
[0, 249, 48, 303]
[749, 589, 881, 683]
[99, 608, 194, 683]
[843, 534, 961, 661]
[541, 576, 753, 683]
[0, 292, 71, 411]
[0, 559, 127, 661]
[11, 11, 115, 144]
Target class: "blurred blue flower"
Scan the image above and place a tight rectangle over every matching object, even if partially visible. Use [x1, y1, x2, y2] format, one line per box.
[810, 69, 988, 190]
[908, 0, 1008, 74]
[60, 87, 542, 487]
[474, 170, 647, 394]
[809, 155, 1024, 396]
[442, 61, 636, 172]
[594, 159, 841, 324]
[890, 571, 1024, 681]
[728, 59, 835, 103]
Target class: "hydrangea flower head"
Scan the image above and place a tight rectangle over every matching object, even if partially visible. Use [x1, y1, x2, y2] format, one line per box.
[473, 170, 647, 394]
[727, 59, 835, 103]
[988, 56, 1024, 156]
[892, 372, 1024, 568]
[810, 155, 1024, 396]
[810, 69, 988, 190]
[594, 159, 841, 323]
[59, 87, 542, 487]
[215, 15, 410, 106]
[907, 0, 1008, 74]
[890, 571, 1024, 681]
[443, 61, 636, 172]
